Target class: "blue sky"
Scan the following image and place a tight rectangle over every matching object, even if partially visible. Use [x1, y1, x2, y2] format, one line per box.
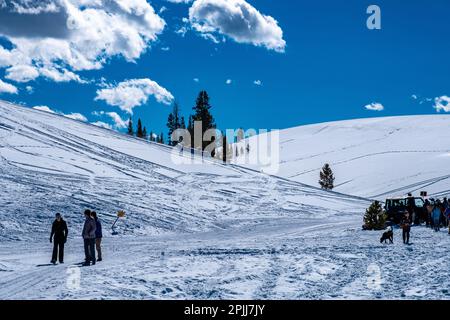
[0, 0, 449, 137]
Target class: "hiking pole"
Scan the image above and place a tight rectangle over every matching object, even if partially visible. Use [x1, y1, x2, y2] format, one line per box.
[112, 210, 126, 235]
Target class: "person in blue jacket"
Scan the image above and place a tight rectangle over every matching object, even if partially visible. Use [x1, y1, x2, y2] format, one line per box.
[91, 211, 103, 262]
[432, 201, 442, 232]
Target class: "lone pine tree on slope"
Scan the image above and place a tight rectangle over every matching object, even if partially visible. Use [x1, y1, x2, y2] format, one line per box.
[363, 201, 387, 230]
[319, 163, 335, 190]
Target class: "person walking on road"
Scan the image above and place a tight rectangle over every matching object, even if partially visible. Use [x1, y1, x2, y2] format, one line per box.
[82, 209, 96, 266]
[50, 213, 68, 264]
[91, 211, 103, 262]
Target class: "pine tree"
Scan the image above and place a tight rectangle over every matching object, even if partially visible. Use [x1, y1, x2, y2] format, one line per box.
[167, 102, 182, 146]
[149, 131, 154, 142]
[319, 163, 335, 190]
[142, 127, 148, 140]
[167, 113, 174, 139]
[192, 91, 216, 151]
[127, 117, 134, 136]
[159, 132, 164, 145]
[363, 201, 387, 230]
[180, 116, 186, 129]
[136, 119, 144, 138]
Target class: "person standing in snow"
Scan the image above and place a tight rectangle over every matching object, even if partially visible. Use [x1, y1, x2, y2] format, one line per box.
[91, 211, 102, 262]
[445, 203, 450, 234]
[50, 213, 68, 264]
[400, 212, 411, 245]
[444, 198, 449, 228]
[426, 200, 434, 228]
[432, 201, 442, 232]
[82, 209, 96, 266]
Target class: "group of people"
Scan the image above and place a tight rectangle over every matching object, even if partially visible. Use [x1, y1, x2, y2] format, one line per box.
[424, 198, 450, 232]
[397, 197, 450, 245]
[49, 209, 103, 266]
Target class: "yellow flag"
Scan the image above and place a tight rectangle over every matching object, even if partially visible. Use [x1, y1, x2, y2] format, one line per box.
[117, 210, 126, 218]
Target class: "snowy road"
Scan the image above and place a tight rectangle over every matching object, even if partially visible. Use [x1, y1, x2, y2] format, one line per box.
[1, 218, 449, 300]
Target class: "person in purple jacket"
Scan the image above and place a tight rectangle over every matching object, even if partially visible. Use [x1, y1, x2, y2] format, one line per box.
[91, 211, 103, 262]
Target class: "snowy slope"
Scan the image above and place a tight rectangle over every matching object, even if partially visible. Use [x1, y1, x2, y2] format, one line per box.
[2, 101, 450, 300]
[238, 116, 450, 199]
[0, 100, 367, 241]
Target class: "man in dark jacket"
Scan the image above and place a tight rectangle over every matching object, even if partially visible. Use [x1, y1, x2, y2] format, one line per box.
[400, 212, 411, 245]
[91, 212, 103, 262]
[82, 209, 96, 266]
[50, 213, 68, 264]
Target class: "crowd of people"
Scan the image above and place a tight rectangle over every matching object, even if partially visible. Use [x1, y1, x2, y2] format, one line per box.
[396, 197, 450, 245]
[423, 198, 450, 232]
[49, 209, 103, 266]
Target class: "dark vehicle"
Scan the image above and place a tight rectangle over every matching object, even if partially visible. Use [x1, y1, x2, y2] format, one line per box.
[385, 196, 425, 225]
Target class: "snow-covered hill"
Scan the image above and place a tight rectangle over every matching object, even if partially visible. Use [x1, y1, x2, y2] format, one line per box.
[0, 100, 367, 241]
[239, 116, 450, 199]
[2, 101, 450, 300]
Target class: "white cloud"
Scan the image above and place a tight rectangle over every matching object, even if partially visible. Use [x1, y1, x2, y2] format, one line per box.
[32, 105, 55, 113]
[106, 112, 129, 129]
[0, 78, 18, 94]
[188, 0, 285, 52]
[167, 0, 193, 3]
[161, 46, 170, 51]
[175, 25, 189, 37]
[39, 66, 83, 83]
[364, 102, 384, 111]
[32, 104, 87, 121]
[434, 96, 450, 112]
[95, 78, 174, 114]
[25, 85, 33, 93]
[0, 0, 166, 83]
[92, 110, 128, 129]
[9, 1, 59, 15]
[226, 79, 232, 85]
[91, 121, 113, 129]
[200, 32, 220, 44]
[64, 112, 87, 122]
[253, 79, 262, 86]
[5, 65, 39, 82]
[193, 78, 199, 82]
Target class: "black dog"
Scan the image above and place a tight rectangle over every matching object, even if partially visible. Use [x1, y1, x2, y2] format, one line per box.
[380, 228, 394, 244]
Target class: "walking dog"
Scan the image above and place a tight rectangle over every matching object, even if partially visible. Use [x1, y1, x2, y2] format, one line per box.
[380, 227, 394, 244]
